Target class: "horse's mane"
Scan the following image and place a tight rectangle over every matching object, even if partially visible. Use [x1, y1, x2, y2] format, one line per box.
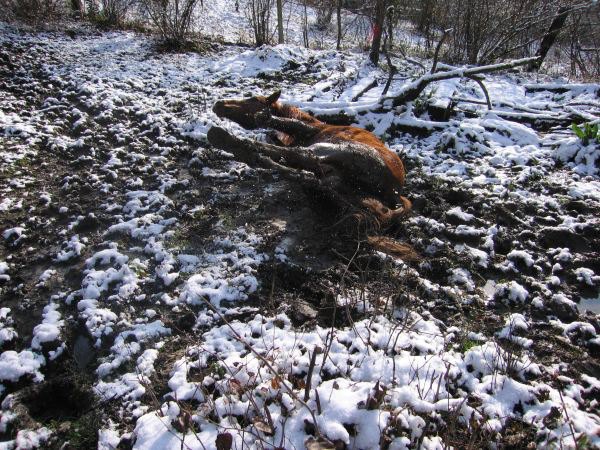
[273, 103, 322, 125]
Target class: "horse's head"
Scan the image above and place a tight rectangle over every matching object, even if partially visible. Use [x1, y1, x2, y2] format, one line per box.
[213, 91, 281, 129]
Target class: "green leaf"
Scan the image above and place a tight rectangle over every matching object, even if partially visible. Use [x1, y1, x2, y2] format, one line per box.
[571, 123, 585, 139]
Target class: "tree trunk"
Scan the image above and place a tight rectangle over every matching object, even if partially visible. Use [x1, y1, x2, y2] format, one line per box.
[369, 0, 386, 65]
[336, 0, 342, 50]
[276, 0, 284, 44]
[302, 0, 309, 48]
[528, 6, 571, 71]
[86, 0, 97, 17]
[71, 0, 83, 16]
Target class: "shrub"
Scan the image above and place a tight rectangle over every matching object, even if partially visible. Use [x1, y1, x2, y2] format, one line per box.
[1, 0, 66, 25]
[96, 0, 133, 26]
[141, 0, 200, 48]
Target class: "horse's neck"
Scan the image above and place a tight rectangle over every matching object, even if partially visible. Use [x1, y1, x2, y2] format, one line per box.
[274, 103, 322, 126]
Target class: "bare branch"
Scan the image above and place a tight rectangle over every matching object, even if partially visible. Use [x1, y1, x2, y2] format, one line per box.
[431, 28, 453, 74]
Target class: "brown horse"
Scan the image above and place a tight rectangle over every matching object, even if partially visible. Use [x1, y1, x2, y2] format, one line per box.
[208, 91, 411, 230]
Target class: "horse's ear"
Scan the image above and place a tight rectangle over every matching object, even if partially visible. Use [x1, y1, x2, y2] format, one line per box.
[266, 90, 281, 104]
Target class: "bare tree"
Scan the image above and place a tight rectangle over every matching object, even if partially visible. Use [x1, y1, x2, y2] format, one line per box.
[302, 0, 309, 48]
[314, 0, 335, 29]
[399, 0, 598, 70]
[566, 4, 600, 78]
[86, 0, 98, 18]
[70, 0, 84, 17]
[246, 0, 274, 46]
[3, 0, 66, 25]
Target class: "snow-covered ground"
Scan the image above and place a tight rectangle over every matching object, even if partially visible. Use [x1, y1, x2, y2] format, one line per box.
[1, 18, 600, 450]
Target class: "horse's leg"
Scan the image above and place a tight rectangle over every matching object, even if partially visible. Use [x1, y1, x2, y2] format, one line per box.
[255, 111, 319, 141]
[207, 126, 324, 175]
[254, 153, 311, 181]
[267, 131, 295, 146]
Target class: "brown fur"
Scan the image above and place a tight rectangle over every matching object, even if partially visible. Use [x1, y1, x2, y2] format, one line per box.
[271, 103, 406, 186]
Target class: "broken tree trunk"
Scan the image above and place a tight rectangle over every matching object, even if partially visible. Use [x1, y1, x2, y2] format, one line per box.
[382, 56, 539, 107]
[369, 0, 386, 65]
[528, 6, 571, 72]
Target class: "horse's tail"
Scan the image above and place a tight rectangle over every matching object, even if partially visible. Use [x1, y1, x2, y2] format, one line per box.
[366, 235, 420, 260]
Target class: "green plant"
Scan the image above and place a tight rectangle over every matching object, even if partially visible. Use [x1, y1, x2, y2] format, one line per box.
[458, 338, 478, 353]
[571, 122, 600, 146]
[209, 362, 226, 378]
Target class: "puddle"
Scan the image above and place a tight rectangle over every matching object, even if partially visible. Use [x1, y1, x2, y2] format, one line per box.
[578, 294, 600, 315]
[73, 334, 95, 370]
[24, 377, 94, 422]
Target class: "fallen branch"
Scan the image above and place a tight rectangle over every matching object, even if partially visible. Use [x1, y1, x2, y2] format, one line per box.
[435, 62, 485, 80]
[351, 79, 378, 102]
[467, 76, 492, 110]
[382, 56, 539, 107]
[524, 83, 600, 95]
[467, 109, 590, 130]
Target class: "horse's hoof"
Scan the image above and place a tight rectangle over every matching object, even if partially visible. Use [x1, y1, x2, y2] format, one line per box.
[207, 126, 235, 148]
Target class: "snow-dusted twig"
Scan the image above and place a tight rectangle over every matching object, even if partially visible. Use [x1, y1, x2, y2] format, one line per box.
[351, 79, 378, 102]
[555, 377, 580, 448]
[304, 346, 321, 402]
[199, 297, 323, 437]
